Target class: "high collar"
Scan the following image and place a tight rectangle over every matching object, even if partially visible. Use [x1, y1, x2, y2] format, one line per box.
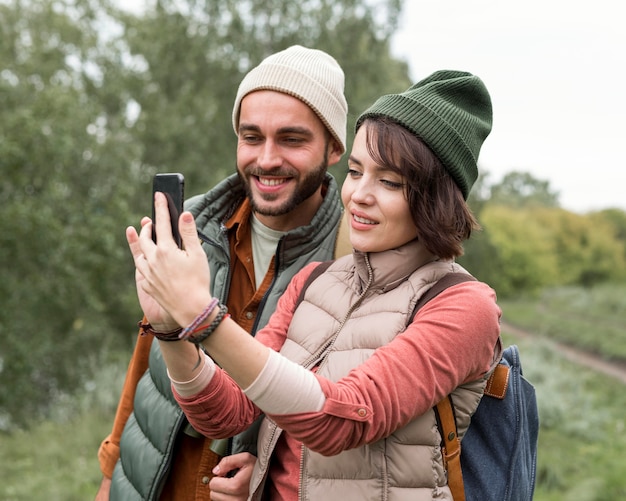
[353, 239, 439, 294]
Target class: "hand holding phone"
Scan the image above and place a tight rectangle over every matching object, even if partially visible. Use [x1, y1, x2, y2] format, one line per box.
[152, 173, 185, 248]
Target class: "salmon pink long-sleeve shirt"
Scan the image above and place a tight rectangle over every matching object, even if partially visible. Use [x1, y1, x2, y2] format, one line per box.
[173, 263, 501, 498]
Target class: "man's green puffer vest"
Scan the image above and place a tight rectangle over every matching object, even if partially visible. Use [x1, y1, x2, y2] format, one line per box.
[110, 173, 343, 500]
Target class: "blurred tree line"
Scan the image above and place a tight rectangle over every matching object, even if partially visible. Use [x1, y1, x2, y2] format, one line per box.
[1, 0, 625, 431]
[460, 172, 626, 296]
[0, 0, 409, 430]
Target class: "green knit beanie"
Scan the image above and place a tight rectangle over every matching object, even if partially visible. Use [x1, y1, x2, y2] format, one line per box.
[356, 70, 493, 199]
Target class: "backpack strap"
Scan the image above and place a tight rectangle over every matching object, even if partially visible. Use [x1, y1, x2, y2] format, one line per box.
[411, 272, 477, 322]
[437, 396, 466, 501]
[413, 273, 476, 501]
[419, 274, 508, 501]
[436, 355, 510, 501]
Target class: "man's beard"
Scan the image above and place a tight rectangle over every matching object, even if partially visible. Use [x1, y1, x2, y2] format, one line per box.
[239, 155, 329, 217]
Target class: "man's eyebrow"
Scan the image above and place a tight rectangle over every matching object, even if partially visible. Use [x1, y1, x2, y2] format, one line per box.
[238, 124, 314, 137]
[276, 126, 313, 137]
[238, 123, 261, 134]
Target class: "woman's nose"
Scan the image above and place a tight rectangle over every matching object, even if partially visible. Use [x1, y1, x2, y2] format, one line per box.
[350, 179, 375, 205]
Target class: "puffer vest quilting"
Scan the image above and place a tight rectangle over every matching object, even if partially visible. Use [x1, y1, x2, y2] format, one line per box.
[250, 249, 491, 501]
[110, 343, 184, 500]
[111, 173, 344, 500]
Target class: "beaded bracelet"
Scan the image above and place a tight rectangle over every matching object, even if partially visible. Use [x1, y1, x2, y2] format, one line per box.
[187, 304, 229, 344]
[138, 321, 183, 342]
[179, 298, 219, 340]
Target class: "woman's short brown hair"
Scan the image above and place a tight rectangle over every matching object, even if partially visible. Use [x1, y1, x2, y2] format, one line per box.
[359, 116, 479, 260]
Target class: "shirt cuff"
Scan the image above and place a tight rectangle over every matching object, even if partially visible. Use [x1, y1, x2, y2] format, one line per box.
[168, 352, 216, 397]
[244, 349, 325, 414]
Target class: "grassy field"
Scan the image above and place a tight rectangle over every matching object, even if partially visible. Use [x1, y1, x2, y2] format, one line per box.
[1, 284, 625, 500]
[499, 283, 626, 363]
[501, 332, 626, 501]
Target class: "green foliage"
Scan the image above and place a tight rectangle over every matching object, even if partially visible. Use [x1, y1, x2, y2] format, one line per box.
[0, 0, 140, 430]
[0, 355, 126, 500]
[464, 201, 626, 296]
[0, 0, 411, 430]
[475, 205, 560, 295]
[489, 170, 560, 208]
[589, 208, 626, 263]
[109, 0, 410, 193]
[533, 207, 626, 286]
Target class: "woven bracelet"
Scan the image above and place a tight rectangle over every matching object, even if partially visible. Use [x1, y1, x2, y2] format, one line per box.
[179, 298, 219, 340]
[138, 321, 183, 342]
[187, 304, 229, 344]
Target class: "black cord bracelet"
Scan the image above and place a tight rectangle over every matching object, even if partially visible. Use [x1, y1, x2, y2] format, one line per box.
[188, 304, 229, 344]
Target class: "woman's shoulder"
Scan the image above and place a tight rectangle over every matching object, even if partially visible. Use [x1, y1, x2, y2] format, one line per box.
[419, 277, 500, 322]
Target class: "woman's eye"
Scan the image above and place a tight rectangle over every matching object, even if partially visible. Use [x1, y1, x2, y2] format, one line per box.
[381, 179, 403, 189]
[347, 168, 362, 178]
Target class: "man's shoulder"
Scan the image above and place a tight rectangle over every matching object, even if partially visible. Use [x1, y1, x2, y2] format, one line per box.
[185, 174, 245, 220]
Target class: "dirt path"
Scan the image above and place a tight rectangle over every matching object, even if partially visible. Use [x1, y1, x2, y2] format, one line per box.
[502, 321, 626, 385]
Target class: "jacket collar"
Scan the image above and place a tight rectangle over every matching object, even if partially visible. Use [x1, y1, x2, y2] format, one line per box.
[353, 239, 439, 294]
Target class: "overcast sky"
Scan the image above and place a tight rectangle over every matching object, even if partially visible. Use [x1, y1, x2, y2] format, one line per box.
[390, 0, 625, 213]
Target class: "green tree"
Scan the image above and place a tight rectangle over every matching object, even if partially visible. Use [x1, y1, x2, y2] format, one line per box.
[0, 0, 411, 429]
[0, 0, 140, 429]
[104, 0, 410, 192]
[478, 205, 559, 296]
[543, 208, 626, 286]
[591, 208, 626, 263]
[489, 170, 560, 208]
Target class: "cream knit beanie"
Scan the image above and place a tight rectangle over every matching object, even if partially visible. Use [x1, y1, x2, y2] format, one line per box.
[232, 45, 348, 153]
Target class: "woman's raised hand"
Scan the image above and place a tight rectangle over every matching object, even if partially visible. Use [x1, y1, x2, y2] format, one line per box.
[127, 192, 213, 331]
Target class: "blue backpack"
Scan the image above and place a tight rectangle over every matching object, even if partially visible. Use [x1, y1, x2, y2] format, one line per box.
[418, 273, 539, 501]
[299, 265, 539, 501]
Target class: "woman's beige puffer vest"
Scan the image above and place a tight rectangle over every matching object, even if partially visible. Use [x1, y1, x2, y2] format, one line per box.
[249, 240, 496, 500]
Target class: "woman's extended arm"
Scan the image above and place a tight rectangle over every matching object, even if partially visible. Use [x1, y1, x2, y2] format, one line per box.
[130, 194, 499, 453]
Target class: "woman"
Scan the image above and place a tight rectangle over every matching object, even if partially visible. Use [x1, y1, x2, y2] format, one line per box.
[130, 70, 501, 500]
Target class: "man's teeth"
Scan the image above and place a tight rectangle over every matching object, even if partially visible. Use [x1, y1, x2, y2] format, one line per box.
[354, 214, 376, 225]
[259, 177, 286, 186]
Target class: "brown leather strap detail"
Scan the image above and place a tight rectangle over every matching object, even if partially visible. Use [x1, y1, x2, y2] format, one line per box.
[435, 396, 466, 501]
[484, 363, 510, 399]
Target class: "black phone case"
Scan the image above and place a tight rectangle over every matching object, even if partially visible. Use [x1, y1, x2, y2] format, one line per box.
[152, 173, 185, 247]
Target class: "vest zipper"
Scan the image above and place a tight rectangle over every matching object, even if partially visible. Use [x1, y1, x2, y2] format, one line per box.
[197, 223, 232, 303]
[300, 253, 374, 370]
[298, 254, 374, 498]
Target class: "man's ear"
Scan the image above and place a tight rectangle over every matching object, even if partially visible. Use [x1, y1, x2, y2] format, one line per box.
[327, 138, 344, 167]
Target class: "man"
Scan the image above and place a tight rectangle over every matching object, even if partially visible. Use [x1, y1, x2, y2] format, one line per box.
[95, 45, 350, 500]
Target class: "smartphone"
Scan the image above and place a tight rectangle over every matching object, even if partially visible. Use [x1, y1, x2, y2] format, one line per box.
[152, 173, 185, 248]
